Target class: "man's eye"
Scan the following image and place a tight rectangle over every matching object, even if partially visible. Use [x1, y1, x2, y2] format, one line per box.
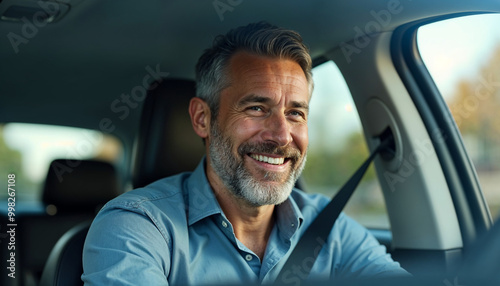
[248, 106, 263, 112]
[289, 110, 305, 117]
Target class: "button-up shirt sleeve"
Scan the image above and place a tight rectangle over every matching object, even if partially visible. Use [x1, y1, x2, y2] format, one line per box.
[334, 214, 409, 278]
[82, 204, 171, 286]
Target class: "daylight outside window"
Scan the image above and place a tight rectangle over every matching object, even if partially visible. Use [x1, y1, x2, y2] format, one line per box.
[0, 123, 123, 205]
[417, 13, 500, 219]
[303, 61, 389, 229]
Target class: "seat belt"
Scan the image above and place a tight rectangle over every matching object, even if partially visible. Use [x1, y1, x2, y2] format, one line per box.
[275, 131, 395, 285]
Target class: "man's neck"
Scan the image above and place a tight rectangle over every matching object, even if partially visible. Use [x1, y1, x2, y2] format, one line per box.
[205, 163, 277, 260]
[216, 190, 276, 260]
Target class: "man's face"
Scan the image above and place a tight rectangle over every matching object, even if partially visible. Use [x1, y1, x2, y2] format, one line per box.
[207, 51, 310, 206]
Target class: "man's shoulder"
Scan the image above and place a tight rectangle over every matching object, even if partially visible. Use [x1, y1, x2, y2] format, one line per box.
[103, 172, 192, 212]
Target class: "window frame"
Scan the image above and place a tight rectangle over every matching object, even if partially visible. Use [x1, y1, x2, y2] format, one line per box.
[390, 13, 493, 246]
[305, 59, 391, 230]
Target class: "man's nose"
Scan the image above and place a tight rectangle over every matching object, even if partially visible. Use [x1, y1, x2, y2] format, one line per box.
[262, 113, 293, 146]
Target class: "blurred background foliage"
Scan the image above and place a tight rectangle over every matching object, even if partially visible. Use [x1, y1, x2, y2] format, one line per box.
[303, 132, 375, 187]
[0, 126, 37, 201]
[447, 45, 500, 217]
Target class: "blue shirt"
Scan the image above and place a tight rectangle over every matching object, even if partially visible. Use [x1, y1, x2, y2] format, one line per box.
[82, 159, 407, 285]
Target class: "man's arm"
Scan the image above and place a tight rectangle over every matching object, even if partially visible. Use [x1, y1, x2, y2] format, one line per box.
[82, 206, 171, 285]
[337, 214, 409, 278]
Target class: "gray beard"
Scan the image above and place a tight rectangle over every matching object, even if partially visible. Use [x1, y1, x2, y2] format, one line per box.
[208, 122, 306, 207]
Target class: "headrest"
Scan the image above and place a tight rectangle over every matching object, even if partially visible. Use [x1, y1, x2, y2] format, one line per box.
[43, 159, 120, 213]
[132, 78, 205, 189]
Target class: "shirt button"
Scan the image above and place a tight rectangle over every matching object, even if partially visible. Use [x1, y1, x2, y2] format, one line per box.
[221, 221, 228, 228]
[245, 254, 253, 261]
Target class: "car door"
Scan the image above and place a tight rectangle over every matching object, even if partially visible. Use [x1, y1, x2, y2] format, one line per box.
[303, 11, 499, 278]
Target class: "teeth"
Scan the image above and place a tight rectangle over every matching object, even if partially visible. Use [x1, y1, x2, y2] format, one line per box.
[250, 154, 285, 165]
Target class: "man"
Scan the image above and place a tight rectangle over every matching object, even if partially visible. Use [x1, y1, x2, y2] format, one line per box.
[82, 22, 407, 285]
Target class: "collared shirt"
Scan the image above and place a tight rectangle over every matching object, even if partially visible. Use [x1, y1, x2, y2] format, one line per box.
[82, 159, 407, 285]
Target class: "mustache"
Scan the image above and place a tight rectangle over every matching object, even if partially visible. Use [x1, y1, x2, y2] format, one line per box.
[238, 142, 301, 161]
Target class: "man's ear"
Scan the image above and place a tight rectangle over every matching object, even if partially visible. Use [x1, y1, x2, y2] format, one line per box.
[189, 97, 211, 139]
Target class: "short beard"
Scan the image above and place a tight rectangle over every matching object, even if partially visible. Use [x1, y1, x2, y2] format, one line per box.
[208, 122, 306, 207]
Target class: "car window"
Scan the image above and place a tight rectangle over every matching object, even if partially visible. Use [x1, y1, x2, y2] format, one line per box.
[302, 61, 390, 229]
[0, 123, 123, 203]
[417, 14, 500, 219]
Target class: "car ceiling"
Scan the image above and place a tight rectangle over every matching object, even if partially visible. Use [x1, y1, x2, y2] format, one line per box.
[1, 0, 499, 145]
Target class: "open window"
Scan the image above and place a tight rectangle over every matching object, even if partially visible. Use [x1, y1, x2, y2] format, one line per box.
[303, 60, 390, 230]
[417, 14, 500, 220]
[0, 123, 123, 209]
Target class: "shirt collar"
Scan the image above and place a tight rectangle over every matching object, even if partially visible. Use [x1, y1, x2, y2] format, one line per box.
[275, 191, 304, 241]
[186, 157, 223, 226]
[186, 157, 305, 234]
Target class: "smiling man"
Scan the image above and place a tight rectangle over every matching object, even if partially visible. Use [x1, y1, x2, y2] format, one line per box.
[192, 50, 310, 261]
[82, 22, 407, 285]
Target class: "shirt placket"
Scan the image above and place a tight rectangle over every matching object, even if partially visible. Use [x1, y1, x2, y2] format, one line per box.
[215, 215, 262, 278]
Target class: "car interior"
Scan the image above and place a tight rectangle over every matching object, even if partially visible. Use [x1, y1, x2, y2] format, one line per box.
[1, 0, 499, 285]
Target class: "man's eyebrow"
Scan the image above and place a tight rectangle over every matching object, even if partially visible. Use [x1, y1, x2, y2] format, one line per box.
[237, 94, 271, 107]
[237, 94, 309, 111]
[291, 101, 309, 111]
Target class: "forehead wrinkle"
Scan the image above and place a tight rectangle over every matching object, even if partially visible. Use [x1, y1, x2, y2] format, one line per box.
[230, 54, 308, 88]
[238, 76, 310, 102]
[236, 94, 271, 107]
[242, 71, 307, 88]
[291, 100, 309, 111]
[226, 52, 310, 101]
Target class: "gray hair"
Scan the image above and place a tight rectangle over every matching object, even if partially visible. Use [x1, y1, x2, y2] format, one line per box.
[195, 22, 313, 121]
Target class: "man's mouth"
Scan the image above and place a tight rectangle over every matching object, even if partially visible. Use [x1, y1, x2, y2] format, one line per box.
[249, 154, 286, 165]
